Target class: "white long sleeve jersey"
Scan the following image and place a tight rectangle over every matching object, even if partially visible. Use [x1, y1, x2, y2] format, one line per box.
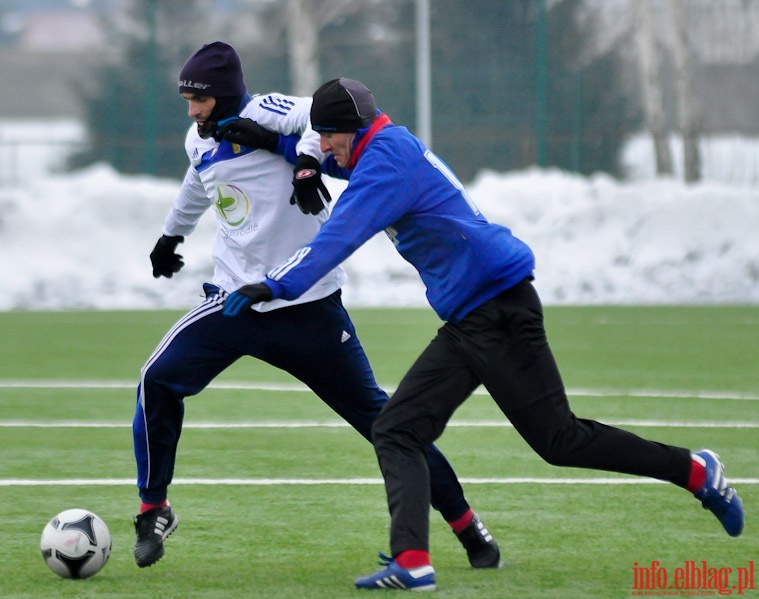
[161, 92, 345, 312]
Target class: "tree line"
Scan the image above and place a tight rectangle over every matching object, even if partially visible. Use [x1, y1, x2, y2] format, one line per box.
[70, 0, 640, 182]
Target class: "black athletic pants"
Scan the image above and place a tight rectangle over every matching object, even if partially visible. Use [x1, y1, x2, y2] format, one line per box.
[371, 278, 693, 555]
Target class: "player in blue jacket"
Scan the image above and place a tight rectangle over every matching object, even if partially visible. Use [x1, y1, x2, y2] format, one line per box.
[222, 78, 745, 591]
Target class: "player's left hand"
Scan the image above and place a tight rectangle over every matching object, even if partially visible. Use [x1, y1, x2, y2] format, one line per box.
[217, 118, 279, 152]
[222, 283, 273, 317]
[290, 154, 332, 215]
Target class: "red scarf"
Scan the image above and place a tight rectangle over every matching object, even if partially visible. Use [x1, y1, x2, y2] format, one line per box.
[347, 114, 392, 170]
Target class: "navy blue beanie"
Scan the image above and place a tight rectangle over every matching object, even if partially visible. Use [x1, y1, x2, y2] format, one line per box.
[178, 41, 245, 97]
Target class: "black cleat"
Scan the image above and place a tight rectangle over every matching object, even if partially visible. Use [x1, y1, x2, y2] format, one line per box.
[454, 512, 501, 568]
[134, 506, 178, 568]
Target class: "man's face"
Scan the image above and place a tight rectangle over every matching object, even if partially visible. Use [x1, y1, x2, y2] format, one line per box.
[181, 92, 216, 133]
[319, 132, 356, 168]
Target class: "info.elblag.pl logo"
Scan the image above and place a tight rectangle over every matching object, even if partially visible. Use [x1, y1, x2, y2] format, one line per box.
[632, 560, 755, 596]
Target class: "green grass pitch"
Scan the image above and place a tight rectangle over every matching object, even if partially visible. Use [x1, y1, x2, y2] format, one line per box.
[0, 306, 756, 598]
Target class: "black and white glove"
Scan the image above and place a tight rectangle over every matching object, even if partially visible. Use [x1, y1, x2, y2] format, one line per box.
[149, 235, 185, 278]
[222, 283, 273, 317]
[217, 118, 279, 152]
[290, 154, 332, 215]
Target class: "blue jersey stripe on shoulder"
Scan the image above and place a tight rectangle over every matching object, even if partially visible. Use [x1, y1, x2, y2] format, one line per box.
[260, 95, 296, 116]
[196, 141, 256, 173]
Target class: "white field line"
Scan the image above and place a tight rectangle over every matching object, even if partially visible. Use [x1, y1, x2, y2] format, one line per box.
[1, 381, 757, 429]
[2, 477, 758, 487]
[2, 379, 756, 487]
[1, 420, 758, 429]
[0, 379, 757, 401]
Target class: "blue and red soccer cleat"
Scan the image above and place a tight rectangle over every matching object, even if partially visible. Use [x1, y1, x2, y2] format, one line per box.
[355, 557, 436, 591]
[693, 449, 744, 537]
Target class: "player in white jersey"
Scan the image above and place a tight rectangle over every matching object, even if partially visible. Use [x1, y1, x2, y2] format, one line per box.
[131, 41, 500, 572]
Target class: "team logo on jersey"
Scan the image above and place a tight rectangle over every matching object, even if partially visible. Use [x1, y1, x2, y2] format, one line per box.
[214, 183, 250, 228]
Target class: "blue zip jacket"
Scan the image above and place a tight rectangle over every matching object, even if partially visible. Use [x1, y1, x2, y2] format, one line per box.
[265, 118, 535, 323]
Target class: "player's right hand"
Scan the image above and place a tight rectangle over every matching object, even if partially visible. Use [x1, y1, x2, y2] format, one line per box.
[150, 235, 185, 278]
[222, 283, 273, 317]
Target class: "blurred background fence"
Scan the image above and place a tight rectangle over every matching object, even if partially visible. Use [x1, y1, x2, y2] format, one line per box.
[1, 0, 758, 185]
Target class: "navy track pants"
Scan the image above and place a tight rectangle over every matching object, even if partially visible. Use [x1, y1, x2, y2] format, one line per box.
[132, 286, 470, 522]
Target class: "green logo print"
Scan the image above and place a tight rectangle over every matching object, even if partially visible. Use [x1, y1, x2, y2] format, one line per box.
[215, 183, 250, 227]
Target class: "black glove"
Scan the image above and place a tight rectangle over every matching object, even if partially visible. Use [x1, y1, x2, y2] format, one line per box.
[222, 283, 274, 317]
[290, 154, 332, 215]
[217, 118, 279, 152]
[150, 235, 185, 278]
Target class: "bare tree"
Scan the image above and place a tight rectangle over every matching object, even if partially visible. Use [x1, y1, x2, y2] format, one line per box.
[286, 0, 321, 95]
[635, 0, 673, 176]
[670, 0, 701, 182]
[286, 0, 364, 95]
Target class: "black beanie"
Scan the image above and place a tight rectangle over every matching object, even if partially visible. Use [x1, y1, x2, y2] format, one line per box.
[178, 41, 246, 97]
[310, 78, 377, 132]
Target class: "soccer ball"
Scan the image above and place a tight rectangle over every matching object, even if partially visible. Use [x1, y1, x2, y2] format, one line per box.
[40, 508, 112, 579]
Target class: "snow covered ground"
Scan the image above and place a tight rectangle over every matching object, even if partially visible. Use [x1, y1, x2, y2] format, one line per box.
[1, 120, 757, 310]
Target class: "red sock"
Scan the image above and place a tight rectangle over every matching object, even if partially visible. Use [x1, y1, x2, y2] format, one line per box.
[448, 508, 474, 534]
[140, 500, 168, 514]
[685, 455, 707, 493]
[395, 549, 431, 569]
